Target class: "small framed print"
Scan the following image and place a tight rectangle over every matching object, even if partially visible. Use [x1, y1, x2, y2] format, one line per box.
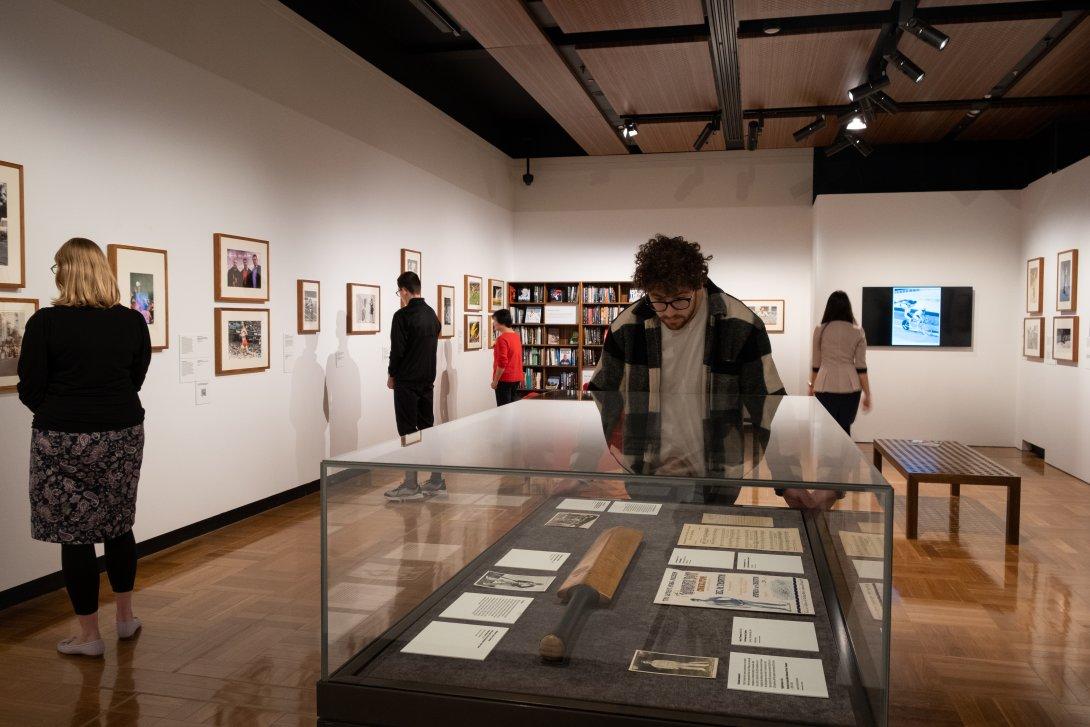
[465, 275, 483, 312]
[0, 297, 38, 392]
[108, 244, 169, 351]
[347, 283, 381, 335]
[1027, 257, 1043, 314]
[1053, 316, 1079, 363]
[464, 314, 482, 351]
[401, 249, 422, 278]
[488, 316, 498, 349]
[214, 233, 269, 303]
[489, 279, 505, 311]
[1057, 249, 1078, 312]
[1023, 317, 1044, 358]
[744, 299, 785, 333]
[0, 160, 26, 290]
[297, 279, 320, 334]
[214, 307, 270, 375]
[437, 284, 455, 339]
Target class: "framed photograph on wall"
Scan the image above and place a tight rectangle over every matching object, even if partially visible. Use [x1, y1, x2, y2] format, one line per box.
[465, 275, 483, 312]
[1026, 257, 1043, 314]
[488, 315, 498, 349]
[0, 160, 26, 290]
[108, 244, 169, 351]
[1057, 249, 1078, 312]
[214, 233, 269, 303]
[489, 279, 505, 311]
[297, 279, 320, 334]
[464, 314, 482, 351]
[347, 283, 381, 335]
[743, 299, 785, 333]
[401, 249, 422, 279]
[214, 308, 270, 375]
[437, 284, 455, 339]
[1053, 316, 1079, 363]
[0, 297, 38, 392]
[1023, 317, 1044, 358]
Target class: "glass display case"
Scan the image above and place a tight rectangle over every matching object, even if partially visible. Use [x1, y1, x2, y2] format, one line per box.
[317, 394, 892, 727]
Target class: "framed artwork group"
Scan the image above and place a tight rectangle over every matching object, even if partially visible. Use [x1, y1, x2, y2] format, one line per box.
[108, 244, 169, 351]
[1026, 250, 1081, 364]
[214, 307, 270, 375]
[0, 296, 38, 393]
[437, 285, 455, 339]
[214, 233, 269, 303]
[0, 160, 26, 290]
[347, 282, 381, 335]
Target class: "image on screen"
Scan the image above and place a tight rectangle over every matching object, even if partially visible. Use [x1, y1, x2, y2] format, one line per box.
[892, 287, 941, 346]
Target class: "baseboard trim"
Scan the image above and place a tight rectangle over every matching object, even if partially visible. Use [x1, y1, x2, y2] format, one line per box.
[0, 478, 320, 613]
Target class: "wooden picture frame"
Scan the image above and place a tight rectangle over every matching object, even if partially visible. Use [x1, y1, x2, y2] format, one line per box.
[743, 299, 785, 333]
[0, 160, 26, 290]
[1057, 249, 1078, 312]
[437, 284, 455, 339]
[1052, 316, 1079, 363]
[464, 314, 482, 351]
[214, 233, 269, 303]
[108, 244, 169, 351]
[488, 315, 497, 349]
[401, 249, 422, 279]
[0, 296, 39, 392]
[1023, 317, 1044, 358]
[464, 275, 483, 313]
[488, 278, 505, 311]
[1026, 257, 1044, 314]
[347, 283, 381, 335]
[297, 279, 321, 334]
[214, 307, 270, 375]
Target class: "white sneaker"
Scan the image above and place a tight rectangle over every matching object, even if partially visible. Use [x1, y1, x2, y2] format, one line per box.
[384, 483, 425, 501]
[117, 617, 142, 640]
[57, 637, 105, 657]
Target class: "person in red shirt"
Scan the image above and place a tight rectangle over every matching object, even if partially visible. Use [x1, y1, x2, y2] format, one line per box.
[491, 309, 524, 406]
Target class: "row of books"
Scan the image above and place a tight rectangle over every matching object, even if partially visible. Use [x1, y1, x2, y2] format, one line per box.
[511, 306, 542, 324]
[583, 327, 605, 345]
[512, 285, 579, 303]
[584, 306, 621, 325]
[546, 372, 579, 391]
[582, 348, 600, 366]
[583, 285, 617, 303]
[515, 327, 580, 345]
[522, 348, 576, 366]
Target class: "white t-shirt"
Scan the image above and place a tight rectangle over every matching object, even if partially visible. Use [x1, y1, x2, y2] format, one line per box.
[659, 294, 708, 394]
[656, 296, 708, 477]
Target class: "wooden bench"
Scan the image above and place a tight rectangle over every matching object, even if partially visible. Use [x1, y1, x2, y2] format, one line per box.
[872, 439, 1021, 545]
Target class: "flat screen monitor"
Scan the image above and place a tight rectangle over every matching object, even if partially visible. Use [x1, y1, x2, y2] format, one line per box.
[861, 286, 973, 348]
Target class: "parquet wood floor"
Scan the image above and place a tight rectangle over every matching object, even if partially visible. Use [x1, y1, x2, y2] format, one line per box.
[1, 445, 1088, 726]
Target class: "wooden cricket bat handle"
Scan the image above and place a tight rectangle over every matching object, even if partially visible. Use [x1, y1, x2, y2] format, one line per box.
[540, 584, 596, 662]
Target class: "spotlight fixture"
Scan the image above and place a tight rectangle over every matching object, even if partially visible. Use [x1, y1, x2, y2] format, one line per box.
[693, 119, 720, 151]
[621, 120, 639, 139]
[825, 137, 853, 158]
[901, 18, 949, 51]
[746, 119, 763, 151]
[792, 116, 827, 143]
[884, 49, 925, 84]
[870, 91, 899, 115]
[845, 115, 867, 131]
[847, 75, 890, 102]
[849, 136, 873, 157]
[762, 24, 781, 35]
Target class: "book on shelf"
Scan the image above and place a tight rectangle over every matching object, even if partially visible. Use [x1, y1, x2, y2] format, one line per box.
[518, 327, 543, 345]
[522, 348, 542, 366]
[583, 285, 617, 303]
[546, 327, 561, 345]
[522, 370, 542, 390]
[541, 347, 575, 366]
[584, 327, 604, 345]
[581, 368, 594, 388]
[522, 306, 543, 324]
[622, 286, 644, 303]
[582, 348, 599, 366]
[547, 285, 578, 303]
[583, 306, 620, 325]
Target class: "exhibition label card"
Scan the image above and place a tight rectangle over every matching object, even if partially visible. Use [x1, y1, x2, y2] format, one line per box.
[678, 524, 803, 553]
[629, 650, 718, 679]
[702, 513, 775, 528]
[438, 592, 532, 624]
[401, 621, 508, 661]
[731, 617, 819, 652]
[736, 553, 805, 575]
[654, 569, 815, 615]
[727, 652, 829, 699]
[852, 559, 884, 580]
[859, 582, 883, 620]
[473, 570, 555, 592]
[556, 498, 611, 512]
[545, 512, 599, 529]
[668, 547, 736, 570]
[857, 521, 884, 534]
[495, 548, 570, 572]
[839, 531, 884, 559]
[608, 501, 662, 515]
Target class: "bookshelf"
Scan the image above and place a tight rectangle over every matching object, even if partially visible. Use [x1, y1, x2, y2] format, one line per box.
[508, 280, 643, 394]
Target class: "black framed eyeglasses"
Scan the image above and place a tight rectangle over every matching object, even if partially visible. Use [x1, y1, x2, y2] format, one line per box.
[50, 264, 58, 274]
[649, 296, 692, 312]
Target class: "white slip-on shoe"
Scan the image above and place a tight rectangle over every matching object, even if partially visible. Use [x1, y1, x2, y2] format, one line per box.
[117, 617, 142, 640]
[57, 637, 105, 657]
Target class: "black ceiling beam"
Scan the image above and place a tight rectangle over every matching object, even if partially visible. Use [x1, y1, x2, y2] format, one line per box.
[738, 1, 1090, 39]
[622, 112, 720, 124]
[704, 0, 745, 149]
[542, 24, 709, 50]
[743, 95, 1090, 120]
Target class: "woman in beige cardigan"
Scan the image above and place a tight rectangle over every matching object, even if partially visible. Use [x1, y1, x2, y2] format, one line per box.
[809, 291, 872, 435]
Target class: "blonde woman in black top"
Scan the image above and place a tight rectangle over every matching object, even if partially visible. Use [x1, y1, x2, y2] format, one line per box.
[18, 238, 151, 657]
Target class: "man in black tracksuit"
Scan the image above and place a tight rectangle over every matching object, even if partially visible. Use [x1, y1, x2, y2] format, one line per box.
[385, 271, 446, 501]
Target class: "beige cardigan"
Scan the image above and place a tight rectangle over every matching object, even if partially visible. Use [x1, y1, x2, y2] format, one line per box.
[811, 321, 868, 393]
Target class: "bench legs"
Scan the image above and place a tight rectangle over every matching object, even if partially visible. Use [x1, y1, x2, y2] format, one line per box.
[1006, 482, 1021, 545]
[950, 483, 960, 497]
[905, 477, 919, 540]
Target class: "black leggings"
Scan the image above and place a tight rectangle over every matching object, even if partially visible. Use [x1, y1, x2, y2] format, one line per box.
[815, 391, 862, 436]
[60, 531, 137, 616]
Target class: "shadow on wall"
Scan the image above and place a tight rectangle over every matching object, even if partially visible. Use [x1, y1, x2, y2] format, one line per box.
[439, 338, 458, 424]
[325, 310, 362, 456]
[291, 333, 327, 482]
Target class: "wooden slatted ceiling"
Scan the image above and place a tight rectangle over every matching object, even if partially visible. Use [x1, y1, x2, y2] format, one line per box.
[734, 0, 890, 21]
[864, 110, 969, 143]
[960, 102, 1090, 139]
[756, 116, 842, 149]
[541, 0, 704, 33]
[635, 122, 727, 153]
[1007, 17, 1090, 96]
[740, 30, 878, 108]
[579, 42, 718, 115]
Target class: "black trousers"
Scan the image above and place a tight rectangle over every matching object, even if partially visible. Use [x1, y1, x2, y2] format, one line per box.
[495, 381, 520, 407]
[393, 383, 435, 437]
[61, 530, 137, 616]
[815, 391, 862, 436]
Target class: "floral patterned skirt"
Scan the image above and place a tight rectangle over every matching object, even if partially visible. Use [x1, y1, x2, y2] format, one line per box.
[29, 425, 144, 544]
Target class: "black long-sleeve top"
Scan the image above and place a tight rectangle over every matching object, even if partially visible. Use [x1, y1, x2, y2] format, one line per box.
[388, 298, 439, 385]
[17, 305, 152, 433]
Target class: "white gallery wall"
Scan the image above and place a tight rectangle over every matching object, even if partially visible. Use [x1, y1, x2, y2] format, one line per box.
[0, 0, 514, 592]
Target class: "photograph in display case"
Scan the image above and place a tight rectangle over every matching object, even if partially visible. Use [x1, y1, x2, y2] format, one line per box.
[1057, 249, 1078, 312]
[214, 233, 268, 303]
[0, 297, 38, 392]
[437, 284, 455, 339]
[1053, 316, 1079, 363]
[489, 278, 505, 311]
[465, 314, 482, 351]
[401, 249, 422, 278]
[743, 299, 785, 333]
[297, 279, 321, 334]
[1027, 257, 1043, 314]
[0, 161, 25, 290]
[108, 244, 169, 351]
[347, 283, 381, 335]
[1023, 317, 1044, 358]
[465, 275, 483, 312]
[214, 307, 270, 375]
